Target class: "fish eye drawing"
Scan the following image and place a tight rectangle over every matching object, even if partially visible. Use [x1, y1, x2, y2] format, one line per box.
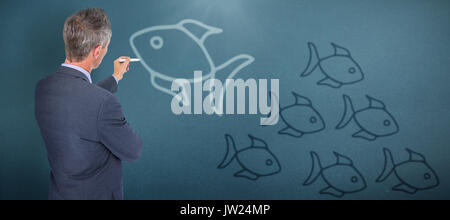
[301, 42, 364, 88]
[278, 92, 325, 138]
[218, 134, 281, 180]
[376, 148, 439, 194]
[336, 95, 399, 141]
[129, 19, 255, 106]
[303, 151, 367, 198]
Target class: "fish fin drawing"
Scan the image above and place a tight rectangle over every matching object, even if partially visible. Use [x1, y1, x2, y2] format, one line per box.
[352, 130, 377, 141]
[320, 187, 345, 198]
[331, 42, 351, 57]
[334, 152, 353, 166]
[215, 54, 255, 80]
[278, 127, 304, 138]
[376, 148, 396, 183]
[248, 135, 268, 148]
[392, 183, 418, 194]
[300, 42, 320, 77]
[234, 170, 259, 180]
[179, 19, 223, 44]
[218, 134, 237, 169]
[292, 92, 312, 106]
[366, 95, 386, 109]
[303, 151, 322, 186]
[336, 95, 355, 129]
[317, 77, 343, 88]
[406, 148, 426, 162]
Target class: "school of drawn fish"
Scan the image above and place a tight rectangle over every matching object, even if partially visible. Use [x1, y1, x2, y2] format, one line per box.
[129, 19, 440, 198]
[216, 40, 438, 198]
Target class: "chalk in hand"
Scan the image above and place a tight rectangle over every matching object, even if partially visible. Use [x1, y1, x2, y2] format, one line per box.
[118, 58, 140, 63]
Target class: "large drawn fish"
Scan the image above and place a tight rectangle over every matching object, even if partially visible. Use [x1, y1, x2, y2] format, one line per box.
[218, 134, 281, 180]
[336, 95, 399, 141]
[301, 42, 364, 88]
[303, 151, 367, 198]
[130, 19, 254, 105]
[376, 148, 439, 194]
[278, 92, 325, 138]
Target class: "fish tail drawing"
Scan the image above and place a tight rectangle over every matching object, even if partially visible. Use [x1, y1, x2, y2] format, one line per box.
[300, 42, 320, 77]
[218, 134, 238, 169]
[336, 95, 355, 129]
[303, 151, 323, 186]
[376, 148, 396, 183]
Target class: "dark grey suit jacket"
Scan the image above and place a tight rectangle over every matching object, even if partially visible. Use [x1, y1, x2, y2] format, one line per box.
[35, 66, 142, 200]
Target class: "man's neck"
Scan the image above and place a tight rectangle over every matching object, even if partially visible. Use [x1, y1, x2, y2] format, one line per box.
[64, 59, 92, 73]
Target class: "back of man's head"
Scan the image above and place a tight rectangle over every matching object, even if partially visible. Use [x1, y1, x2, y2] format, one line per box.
[63, 8, 111, 62]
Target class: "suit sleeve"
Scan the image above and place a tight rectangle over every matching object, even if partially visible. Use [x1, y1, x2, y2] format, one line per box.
[97, 94, 142, 162]
[97, 76, 118, 94]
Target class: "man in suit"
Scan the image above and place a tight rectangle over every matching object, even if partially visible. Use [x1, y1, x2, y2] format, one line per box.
[35, 8, 143, 200]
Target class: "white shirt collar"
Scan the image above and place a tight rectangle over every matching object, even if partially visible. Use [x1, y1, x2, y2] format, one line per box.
[61, 63, 92, 84]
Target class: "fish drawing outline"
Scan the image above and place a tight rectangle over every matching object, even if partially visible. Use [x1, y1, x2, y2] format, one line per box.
[376, 148, 439, 194]
[130, 19, 255, 106]
[278, 92, 325, 138]
[218, 134, 281, 180]
[301, 42, 364, 88]
[336, 95, 399, 141]
[303, 151, 367, 198]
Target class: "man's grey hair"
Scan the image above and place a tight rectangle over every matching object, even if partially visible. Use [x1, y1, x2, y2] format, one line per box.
[63, 8, 112, 62]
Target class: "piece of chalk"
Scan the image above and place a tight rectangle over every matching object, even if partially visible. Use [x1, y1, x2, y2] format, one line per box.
[118, 58, 140, 63]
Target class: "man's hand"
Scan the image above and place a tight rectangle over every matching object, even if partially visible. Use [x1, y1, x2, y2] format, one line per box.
[113, 56, 130, 81]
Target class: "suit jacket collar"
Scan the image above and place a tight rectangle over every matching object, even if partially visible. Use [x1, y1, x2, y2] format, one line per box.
[56, 65, 90, 83]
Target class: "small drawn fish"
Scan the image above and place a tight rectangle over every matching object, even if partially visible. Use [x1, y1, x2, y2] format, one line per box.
[130, 19, 254, 105]
[376, 148, 439, 194]
[303, 151, 367, 198]
[218, 134, 281, 180]
[278, 92, 325, 138]
[336, 95, 399, 141]
[301, 42, 364, 88]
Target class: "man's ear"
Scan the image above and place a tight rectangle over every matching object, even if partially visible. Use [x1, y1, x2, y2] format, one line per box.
[93, 45, 103, 59]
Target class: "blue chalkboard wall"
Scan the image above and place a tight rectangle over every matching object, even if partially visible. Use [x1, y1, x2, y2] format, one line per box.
[1, 0, 449, 199]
